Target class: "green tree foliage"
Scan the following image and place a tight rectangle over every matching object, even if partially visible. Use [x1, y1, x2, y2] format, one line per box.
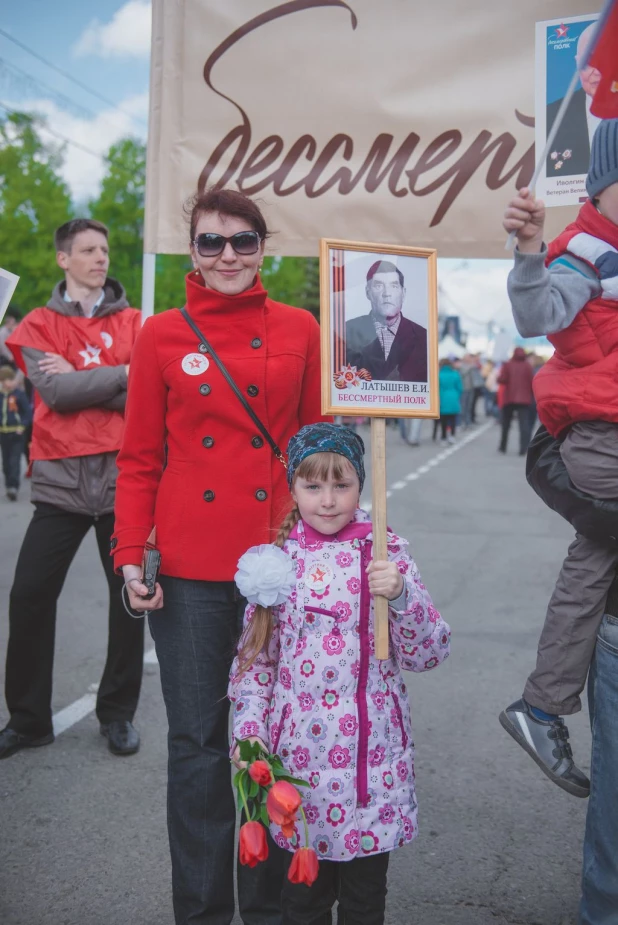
[90, 138, 146, 307]
[0, 112, 72, 311]
[155, 254, 193, 312]
[91, 137, 191, 312]
[261, 256, 320, 320]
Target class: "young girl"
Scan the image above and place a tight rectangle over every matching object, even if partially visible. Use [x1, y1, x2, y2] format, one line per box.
[228, 422, 450, 925]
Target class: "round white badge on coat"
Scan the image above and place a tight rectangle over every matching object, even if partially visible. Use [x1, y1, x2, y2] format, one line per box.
[181, 353, 210, 376]
[306, 563, 334, 594]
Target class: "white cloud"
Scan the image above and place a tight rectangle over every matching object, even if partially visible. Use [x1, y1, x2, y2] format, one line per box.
[438, 259, 516, 337]
[5, 94, 148, 202]
[73, 0, 151, 59]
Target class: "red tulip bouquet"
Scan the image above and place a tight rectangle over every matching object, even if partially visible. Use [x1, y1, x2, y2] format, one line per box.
[233, 738, 320, 887]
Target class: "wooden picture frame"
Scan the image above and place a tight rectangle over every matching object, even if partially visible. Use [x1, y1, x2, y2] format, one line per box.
[319, 238, 439, 419]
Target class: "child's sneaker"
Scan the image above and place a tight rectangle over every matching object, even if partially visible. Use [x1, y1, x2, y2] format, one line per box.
[499, 698, 590, 798]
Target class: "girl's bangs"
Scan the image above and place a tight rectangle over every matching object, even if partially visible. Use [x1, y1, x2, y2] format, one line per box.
[294, 452, 356, 483]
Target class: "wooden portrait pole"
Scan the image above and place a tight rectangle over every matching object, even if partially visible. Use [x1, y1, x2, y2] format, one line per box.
[371, 418, 389, 659]
[319, 239, 439, 658]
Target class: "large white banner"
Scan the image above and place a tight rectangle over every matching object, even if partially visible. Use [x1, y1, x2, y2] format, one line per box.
[145, 1, 598, 257]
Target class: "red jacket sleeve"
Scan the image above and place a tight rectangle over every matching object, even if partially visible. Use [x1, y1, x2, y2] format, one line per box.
[299, 313, 331, 426]
[113, 317, 167, 570]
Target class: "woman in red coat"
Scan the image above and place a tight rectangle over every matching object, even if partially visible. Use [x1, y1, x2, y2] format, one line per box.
[113, 189, 325, 925]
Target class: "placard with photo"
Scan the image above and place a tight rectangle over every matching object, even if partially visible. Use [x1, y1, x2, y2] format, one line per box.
[319, 239, 439, 418]
[535, 13, 600, 207]
[0, 267, 20, 326]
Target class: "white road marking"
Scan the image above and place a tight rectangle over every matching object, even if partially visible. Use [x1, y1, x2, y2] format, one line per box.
[50, 423, 493, 738]
[53, 693, 98, 736]
[362, 421, 492, 513]
[51, 648, 158, 737]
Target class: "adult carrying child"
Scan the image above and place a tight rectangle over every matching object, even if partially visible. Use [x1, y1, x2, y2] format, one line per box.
[500, 118, 618, 798]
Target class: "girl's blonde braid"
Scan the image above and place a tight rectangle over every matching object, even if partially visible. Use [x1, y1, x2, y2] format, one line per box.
[236, 507, 301, 676]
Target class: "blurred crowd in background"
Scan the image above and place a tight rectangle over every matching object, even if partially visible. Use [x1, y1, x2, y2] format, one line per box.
[337, 348, 544, 458]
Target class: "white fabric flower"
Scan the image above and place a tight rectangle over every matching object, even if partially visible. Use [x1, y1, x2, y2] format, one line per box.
[235, 545, 296, 607]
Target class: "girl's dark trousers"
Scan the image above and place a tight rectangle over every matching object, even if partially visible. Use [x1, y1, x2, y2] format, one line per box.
[281, 851, 390, 925]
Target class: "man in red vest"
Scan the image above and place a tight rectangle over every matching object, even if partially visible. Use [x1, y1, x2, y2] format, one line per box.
[0, 218, 144, 760]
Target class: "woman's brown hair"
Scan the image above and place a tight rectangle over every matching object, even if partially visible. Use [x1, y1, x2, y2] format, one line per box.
[235, 452, 358, 676]
[186, 188, 271, 243]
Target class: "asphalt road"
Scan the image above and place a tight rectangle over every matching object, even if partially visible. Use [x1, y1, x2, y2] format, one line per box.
[0, 417, 590, 925]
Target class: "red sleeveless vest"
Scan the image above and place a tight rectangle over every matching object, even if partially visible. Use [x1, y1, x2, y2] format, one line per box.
[7, 306, 141, 460]
[534, 200, 618, 437]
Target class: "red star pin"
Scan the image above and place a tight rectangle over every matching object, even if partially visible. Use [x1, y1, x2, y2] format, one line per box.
[189, 357, 202, 369]
[312, 567, 326, 582]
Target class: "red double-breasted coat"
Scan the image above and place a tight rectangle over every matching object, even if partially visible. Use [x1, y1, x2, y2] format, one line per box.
[112, 273, 327, 580]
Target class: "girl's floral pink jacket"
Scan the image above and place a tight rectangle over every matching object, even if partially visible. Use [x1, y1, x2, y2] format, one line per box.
[229, 510, 450, 862]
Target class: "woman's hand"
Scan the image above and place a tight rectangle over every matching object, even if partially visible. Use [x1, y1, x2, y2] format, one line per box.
[122, 564, 164, 611]
[232, 736, 268, 769]
[503, 187, 545, 253]
[367, 560, 404, 601]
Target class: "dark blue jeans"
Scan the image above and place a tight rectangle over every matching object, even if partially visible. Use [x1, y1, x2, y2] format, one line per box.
[580, 614, 618, 923]
[149, 577, 284, 925]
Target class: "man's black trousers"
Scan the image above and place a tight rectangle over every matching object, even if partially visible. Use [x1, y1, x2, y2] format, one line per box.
[5, 503, 144, 736]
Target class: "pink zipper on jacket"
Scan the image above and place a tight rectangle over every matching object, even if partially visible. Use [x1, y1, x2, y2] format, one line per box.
[391, 689, 408, 751]
[271, 702, 291, 754]
[356, 540, 372, 808]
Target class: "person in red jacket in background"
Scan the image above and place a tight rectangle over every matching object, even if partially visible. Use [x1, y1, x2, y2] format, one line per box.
[0, 218, 144, 762]
[499, 119, 618, 808]
[496, 346, 534, 455]
[112, 189, 328, 925]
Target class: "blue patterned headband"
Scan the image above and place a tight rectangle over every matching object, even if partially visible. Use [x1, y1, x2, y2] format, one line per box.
[287, 423, 365, 491]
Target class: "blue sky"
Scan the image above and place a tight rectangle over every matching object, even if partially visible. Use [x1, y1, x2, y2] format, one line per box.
[0, 0, 150, 203]
[1, 1, 150, 108]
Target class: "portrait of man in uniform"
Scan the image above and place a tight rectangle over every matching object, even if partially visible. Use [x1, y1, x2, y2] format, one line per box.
[345, 259, 428, 383]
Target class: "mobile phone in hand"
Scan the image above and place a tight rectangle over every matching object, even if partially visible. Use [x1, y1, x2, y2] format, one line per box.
[142, 547, 161, 600]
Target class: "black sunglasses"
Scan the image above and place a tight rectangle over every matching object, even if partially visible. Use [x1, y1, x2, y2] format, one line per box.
[192, 231, 262, 258]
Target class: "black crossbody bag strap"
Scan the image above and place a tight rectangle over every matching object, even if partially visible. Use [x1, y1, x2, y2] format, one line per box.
[180, 308, 287, 468]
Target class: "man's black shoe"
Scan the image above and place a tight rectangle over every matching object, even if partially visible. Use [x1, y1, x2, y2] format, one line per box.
[0, 726, 54, 760]
[499, 698, 590, 798]
[100, 720, 140, 756]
